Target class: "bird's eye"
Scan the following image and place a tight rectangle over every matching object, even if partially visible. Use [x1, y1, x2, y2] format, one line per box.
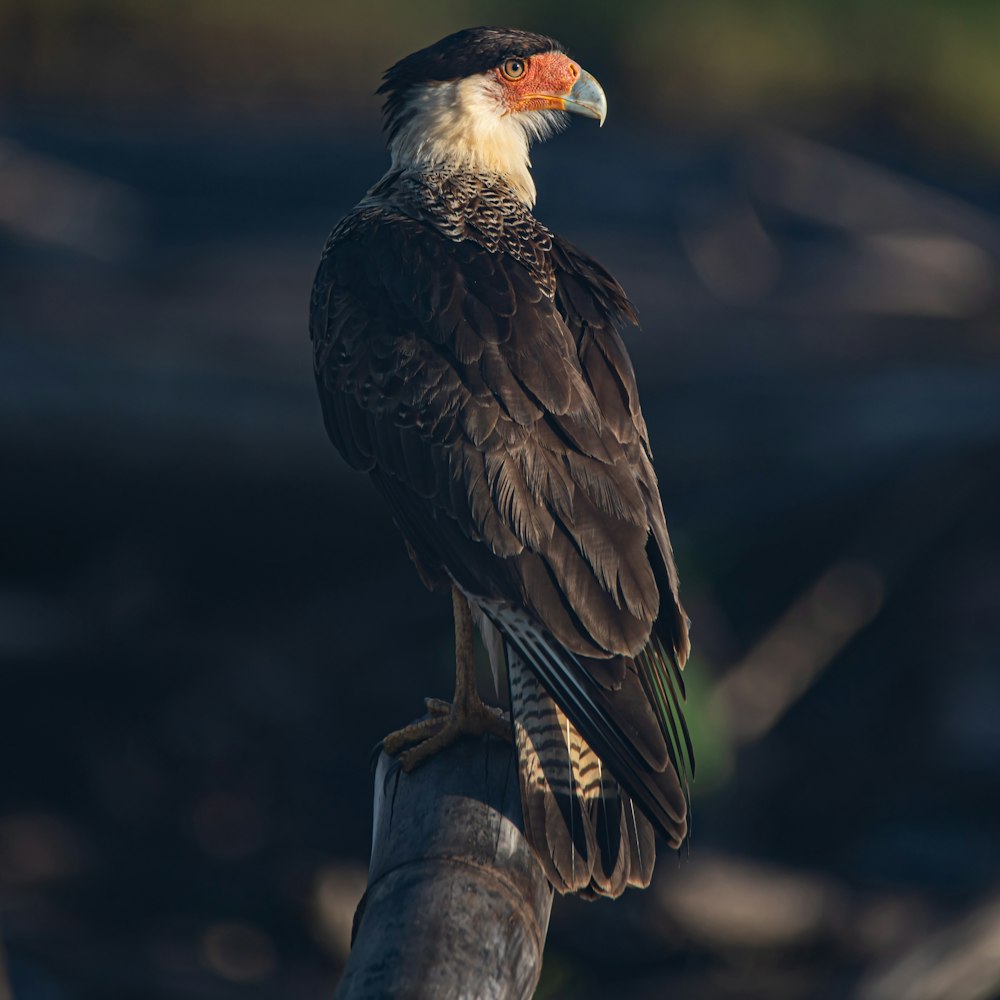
[501, 57, 526, 81]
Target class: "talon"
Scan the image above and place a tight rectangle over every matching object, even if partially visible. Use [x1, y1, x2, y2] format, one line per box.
[382, 697, 511, 770]
[382, 714, 445, 756]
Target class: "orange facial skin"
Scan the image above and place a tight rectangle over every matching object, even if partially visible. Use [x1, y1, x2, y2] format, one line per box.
[495, 51, 582, 115]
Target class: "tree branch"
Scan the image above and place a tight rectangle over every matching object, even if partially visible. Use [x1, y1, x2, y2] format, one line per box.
[334, 736, 554, 1000]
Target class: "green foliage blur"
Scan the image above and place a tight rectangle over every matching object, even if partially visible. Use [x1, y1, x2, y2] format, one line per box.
[4, 0, 1000, 158]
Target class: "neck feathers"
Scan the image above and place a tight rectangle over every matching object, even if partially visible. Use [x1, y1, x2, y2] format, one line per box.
[386, 77, 562, 207]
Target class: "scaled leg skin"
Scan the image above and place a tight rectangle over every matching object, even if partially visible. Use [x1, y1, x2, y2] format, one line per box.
[382, 588, 511, 770]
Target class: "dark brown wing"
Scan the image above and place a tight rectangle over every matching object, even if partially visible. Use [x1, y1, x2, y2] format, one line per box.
[547, 234, 695, 820]
[551, 234, 690, 669]
[311, 206, 692, 839]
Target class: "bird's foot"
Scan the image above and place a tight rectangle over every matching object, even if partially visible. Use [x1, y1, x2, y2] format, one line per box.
[382, 695, 511, 771]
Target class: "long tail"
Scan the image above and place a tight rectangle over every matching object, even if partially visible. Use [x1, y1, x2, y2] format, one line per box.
[508, 647, 656, 898]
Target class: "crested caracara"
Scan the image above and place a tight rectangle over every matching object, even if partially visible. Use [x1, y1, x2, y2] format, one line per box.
[310, 26, 693, 898]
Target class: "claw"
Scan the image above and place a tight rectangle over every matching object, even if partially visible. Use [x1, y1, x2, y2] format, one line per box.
[382, 715, 444, 756]
[383, 698, 512, 771]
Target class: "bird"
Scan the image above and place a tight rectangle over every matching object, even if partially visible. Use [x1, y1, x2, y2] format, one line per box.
[310, 26, 693, 898]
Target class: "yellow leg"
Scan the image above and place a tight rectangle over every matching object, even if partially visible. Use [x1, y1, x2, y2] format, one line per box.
[382, 589, 511, 770]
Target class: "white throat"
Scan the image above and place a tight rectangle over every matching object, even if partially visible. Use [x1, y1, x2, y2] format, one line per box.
[388, 76, 545, 206]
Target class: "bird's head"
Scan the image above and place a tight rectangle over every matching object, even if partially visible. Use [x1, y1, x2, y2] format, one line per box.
[377, 27, 607, 206]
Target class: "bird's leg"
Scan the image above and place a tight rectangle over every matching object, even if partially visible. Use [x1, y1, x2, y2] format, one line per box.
[382, 588, 511, 770]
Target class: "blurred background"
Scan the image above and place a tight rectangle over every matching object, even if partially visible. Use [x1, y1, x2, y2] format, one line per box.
[2, 1, 999, 998]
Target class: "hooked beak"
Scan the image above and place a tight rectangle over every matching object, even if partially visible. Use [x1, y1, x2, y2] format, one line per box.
[561, 69, 608, 126]
[509, 57, 609, 127]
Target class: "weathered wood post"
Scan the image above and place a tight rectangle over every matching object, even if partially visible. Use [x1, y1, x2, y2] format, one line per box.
[334, 736, 554, 1000]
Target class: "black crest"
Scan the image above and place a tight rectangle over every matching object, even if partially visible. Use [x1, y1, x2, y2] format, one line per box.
[378, 27, 564, 142]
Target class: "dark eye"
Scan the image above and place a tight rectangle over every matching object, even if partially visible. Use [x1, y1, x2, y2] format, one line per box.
[501, 57, 526, 81]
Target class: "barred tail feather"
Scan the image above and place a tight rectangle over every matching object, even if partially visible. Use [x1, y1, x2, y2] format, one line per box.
[483, 601, 688, 851]
[508, 649, 657, 898]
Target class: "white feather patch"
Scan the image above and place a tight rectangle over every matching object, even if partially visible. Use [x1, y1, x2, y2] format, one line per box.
[388, 74, 567, 206]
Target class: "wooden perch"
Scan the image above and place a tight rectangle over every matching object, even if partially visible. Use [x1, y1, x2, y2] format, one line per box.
[334, 735, 554, 1000]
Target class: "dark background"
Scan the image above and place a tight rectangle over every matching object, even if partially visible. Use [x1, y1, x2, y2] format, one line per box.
[2, 2, 999, 998]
